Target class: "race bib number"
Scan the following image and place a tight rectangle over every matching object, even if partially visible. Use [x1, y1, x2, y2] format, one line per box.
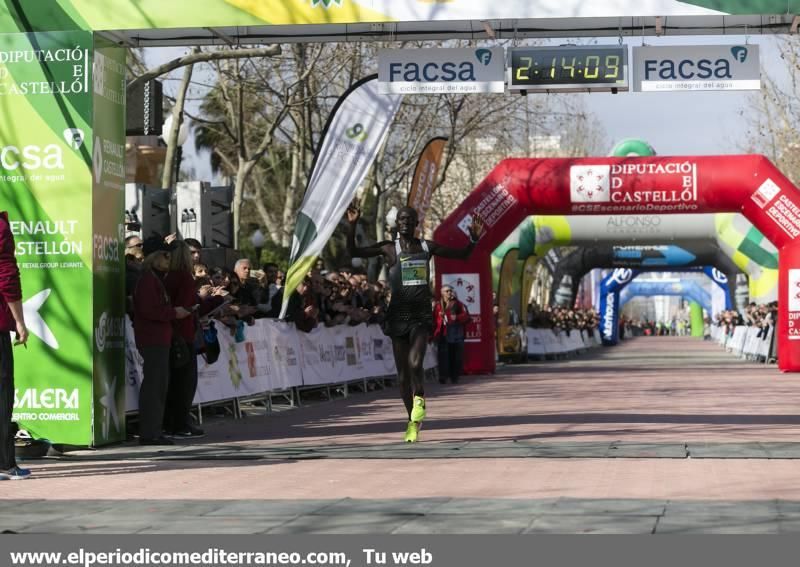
[401, 259, 428, 286]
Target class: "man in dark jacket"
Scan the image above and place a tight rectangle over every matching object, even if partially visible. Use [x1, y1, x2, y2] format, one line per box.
[0, 211, 30, 480]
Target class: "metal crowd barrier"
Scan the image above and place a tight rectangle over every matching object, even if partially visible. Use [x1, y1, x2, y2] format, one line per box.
[526, 327, 600, 359]
[125, 318, 437, 419]
[713, 324, 774, 363]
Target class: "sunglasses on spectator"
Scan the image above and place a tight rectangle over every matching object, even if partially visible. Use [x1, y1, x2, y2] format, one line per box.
[127, 243, 143, 249]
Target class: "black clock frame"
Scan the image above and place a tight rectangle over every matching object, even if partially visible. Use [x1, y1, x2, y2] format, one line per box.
[507, 46, 629, 92]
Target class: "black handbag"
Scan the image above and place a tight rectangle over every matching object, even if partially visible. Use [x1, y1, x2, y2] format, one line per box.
[170, 335, 191, 369]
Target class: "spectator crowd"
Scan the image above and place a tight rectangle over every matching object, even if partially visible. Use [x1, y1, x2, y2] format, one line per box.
[714, 302, 777, 339]
[526, 303, 599, 335]
[124, 232, 399, 444]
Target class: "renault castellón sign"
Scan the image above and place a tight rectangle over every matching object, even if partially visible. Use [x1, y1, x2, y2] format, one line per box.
[378, 48, 505, 94]
[632, 45, 761, 92]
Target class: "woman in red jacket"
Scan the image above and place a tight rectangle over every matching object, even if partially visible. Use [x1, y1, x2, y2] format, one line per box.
[164, 240, 203, 438]
[432, 285, 470, 384]
[133, 237, 192, 445]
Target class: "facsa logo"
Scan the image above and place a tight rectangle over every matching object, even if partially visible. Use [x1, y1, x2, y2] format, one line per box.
[0, 144, 63, 171]
[389, 60, 478, 82]
[570, 165, 610, 203]
[730, 46, 748, 63]
[475, 49, 492, 65]
[93, 233, 120, 262]
[63, 128, 85, 150]
[643, 46, 749, 81]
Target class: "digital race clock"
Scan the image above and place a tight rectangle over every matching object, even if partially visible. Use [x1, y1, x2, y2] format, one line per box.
[508, 46, 629, 93]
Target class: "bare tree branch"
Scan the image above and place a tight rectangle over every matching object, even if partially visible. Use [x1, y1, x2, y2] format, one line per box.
[127, 45, 282, 89]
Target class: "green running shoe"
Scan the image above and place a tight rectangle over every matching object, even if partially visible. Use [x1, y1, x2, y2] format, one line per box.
[404, 421, 418, 443]
[410, 395, 426, 423]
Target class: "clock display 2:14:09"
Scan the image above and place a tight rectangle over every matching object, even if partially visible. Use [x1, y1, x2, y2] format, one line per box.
[510, 47, 627, 86]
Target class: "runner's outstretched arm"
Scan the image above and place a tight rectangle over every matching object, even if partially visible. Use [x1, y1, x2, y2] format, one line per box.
[427, 213, 485, 260]
[346, 206, 390, 259]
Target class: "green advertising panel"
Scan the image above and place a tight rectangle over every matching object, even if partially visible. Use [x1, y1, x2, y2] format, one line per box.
[1, 30, 124, 445]
[91, 37, 126, 445]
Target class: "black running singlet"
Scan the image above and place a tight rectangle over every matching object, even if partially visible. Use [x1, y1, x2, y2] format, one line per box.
[382, 239, 433, 337]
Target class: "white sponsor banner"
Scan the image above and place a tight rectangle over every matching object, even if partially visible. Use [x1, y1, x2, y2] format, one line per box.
[379, 48, 505, 94]
[126, 320, 434, 412]
[196, 326, 236, 403]
[633, 45, 760, 92]
[264, 321, 304, 390]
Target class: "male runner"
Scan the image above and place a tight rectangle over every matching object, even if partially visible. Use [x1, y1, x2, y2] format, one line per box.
[346, 206, 482, 442]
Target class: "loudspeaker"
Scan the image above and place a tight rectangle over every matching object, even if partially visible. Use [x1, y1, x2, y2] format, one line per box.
[175, 182, 234, 248]
[203, 186, 234, 248]
[198, 247, 241, 271]
[126, 80, 163, 136]
[125, 183, 170, 239]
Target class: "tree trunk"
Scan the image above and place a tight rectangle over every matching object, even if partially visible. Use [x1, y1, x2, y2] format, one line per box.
[161, 55, 196, 192]
[281, 127, 303, 248]
[233, 160, 250, 249]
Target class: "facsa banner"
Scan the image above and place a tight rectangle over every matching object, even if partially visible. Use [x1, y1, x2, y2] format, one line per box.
[378, 48, 505, 94]
[632, 45, 760, 92]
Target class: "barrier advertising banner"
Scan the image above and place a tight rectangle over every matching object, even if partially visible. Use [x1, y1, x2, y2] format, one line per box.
[125, 320, 435, 412]
[2, 31, 124, 445]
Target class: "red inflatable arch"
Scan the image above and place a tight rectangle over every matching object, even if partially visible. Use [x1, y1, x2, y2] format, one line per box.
[433, 155, 800, 374]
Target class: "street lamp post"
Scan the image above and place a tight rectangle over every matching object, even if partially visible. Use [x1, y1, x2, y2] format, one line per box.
[250, 227, 266, 265]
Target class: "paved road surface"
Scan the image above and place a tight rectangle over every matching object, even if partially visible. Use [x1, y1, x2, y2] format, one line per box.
[4, 337, 800, 533]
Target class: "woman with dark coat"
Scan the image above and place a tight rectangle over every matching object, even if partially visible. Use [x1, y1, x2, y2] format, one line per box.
[133, 237, 191, 445]
[163, 240, 203, 438]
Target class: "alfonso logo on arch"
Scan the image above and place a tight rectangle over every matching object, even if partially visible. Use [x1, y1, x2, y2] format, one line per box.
[570, 165, 611, 203]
